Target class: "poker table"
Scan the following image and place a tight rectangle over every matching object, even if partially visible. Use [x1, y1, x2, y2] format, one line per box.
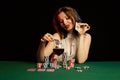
[0, 61, 120, 80]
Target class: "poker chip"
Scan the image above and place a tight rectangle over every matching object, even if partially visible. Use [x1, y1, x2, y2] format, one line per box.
[75, 67, 81, 70]
[69, 59, 75, 68]
[75, 67, 83, 72]
[76, 69, 83, 72]
[37, 63, 42, 69]
[83, 66, 90, 70]
[66, 66, 71, 70]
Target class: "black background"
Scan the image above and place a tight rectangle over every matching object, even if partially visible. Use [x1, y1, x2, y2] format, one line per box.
[0, 0, 120, 62]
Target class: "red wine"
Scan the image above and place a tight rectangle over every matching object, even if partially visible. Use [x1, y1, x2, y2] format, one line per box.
[53, 48, 64, 56]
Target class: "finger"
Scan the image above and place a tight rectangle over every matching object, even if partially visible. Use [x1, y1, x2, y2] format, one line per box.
[44, 33, 54, 41]
[45, 36, 53, 41]
[40, 33, 50, 42]
[47, 34, 54, 40]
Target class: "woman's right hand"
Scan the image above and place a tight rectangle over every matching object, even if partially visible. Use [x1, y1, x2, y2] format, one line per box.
[40, 33, 54, 43]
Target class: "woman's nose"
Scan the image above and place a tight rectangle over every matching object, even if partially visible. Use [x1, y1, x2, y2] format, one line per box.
[63, 20, 68, 25]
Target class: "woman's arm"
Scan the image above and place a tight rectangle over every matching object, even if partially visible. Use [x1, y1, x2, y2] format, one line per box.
[36, 33, 60, 62]
[76, 33, 91, 64]
[75, 22, 91, 63]
[36, 41, 46, 62]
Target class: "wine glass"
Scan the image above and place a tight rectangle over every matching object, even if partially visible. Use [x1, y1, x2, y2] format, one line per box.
[53, 39, 64, 56]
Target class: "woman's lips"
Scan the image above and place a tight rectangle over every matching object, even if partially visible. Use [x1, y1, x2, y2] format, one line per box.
[65, 25, 70, 29]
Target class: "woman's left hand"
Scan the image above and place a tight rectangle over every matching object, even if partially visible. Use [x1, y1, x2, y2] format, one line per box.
[75, 22, 90, 35]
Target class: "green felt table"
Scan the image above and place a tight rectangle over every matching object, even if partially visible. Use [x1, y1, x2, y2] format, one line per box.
[0, 61, 120, 80]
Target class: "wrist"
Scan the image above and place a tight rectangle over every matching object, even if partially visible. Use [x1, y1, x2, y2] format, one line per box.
[78, 33, 86, 39]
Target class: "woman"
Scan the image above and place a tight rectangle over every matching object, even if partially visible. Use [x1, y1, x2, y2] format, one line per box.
[36, 6, 91, 64]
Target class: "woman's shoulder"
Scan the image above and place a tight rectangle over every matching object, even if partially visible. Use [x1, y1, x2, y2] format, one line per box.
[85, 33, 91, 39]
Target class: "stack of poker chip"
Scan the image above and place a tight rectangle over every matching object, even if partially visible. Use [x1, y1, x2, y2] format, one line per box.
[62, 52, 67, 68]
[37, 56, 56, 72]
[43, 56, 49, 69]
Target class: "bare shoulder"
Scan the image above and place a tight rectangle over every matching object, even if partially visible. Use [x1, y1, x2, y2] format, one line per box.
[85, 33, 91, 39]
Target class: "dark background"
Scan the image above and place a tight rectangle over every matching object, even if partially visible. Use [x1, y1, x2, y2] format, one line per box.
[0, 0, 120, 62]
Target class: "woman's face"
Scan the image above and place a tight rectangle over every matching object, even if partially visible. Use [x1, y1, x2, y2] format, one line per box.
[57, 12, 74, 32]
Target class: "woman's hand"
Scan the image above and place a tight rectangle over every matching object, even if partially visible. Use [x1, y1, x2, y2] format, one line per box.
[75, 22, 90, 35]
[40, 33, 54, 43]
